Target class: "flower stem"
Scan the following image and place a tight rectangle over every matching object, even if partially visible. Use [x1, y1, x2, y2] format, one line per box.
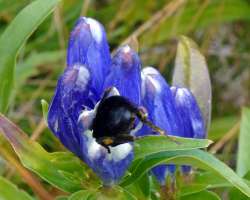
[160, 181, 177, 200]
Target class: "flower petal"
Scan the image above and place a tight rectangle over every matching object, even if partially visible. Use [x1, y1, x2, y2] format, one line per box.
[48, 65, 91, 156]
[80, 136, 134, 186]
[137, 67, 183, 136]
[104, 45, 141, 105]
[170, 87, 205, 139]
[171, 87, 205, 174]
[67, 17, 111, 102]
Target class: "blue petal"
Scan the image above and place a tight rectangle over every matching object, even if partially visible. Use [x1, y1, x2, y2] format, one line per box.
[137, 67, 183, 184]
[171, 87, 205, 175]
[181, 165, 192, 175]
[67, 17, 111, 101]
[170, 87, 205, 139]
[151, 165, 176, 185]
[78, 133, 134, 186]
[48, 65, 91, 156]
[137, 67, 183, 136]
[104, 45, 141, 105]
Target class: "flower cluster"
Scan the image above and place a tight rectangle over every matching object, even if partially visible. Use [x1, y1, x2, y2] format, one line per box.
[48, 17, 205, 186]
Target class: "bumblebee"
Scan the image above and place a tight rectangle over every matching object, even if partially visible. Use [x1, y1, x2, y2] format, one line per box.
[91, 88, 166, 153]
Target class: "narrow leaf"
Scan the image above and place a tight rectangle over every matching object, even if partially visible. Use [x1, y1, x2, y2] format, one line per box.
[41, 99, 49, 124]
[180, 190, 221, 200]
[173, 36, 212, 133]
[0, 114, 98, 193]
[237, 107, 250, 177]
[68, 190, 96, 200]
[0, 176, 34, 200]
[134, 135, 212, 159]
[121, 149, 250, 197]
[0, 0, 61, 113]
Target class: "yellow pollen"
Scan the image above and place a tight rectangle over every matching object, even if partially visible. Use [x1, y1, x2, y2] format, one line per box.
[103, 138, 113, 145]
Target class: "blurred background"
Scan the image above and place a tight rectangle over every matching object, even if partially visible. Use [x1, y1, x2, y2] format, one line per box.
[0, 0, 249, 197]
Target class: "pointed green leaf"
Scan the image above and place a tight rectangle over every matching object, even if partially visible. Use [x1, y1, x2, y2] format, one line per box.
[0, 114, 99, 193]
[41, 99, 49, 124]
[121, 149, 250, 197]
[68, 187, 137, 200]
[0, 0, 61, 113]
[125, 172, 150, 199]
[134, 135, 212, 159]
[0, 176, 34, 200]
[237, 107, 250, 177]
[173, 36, 212, 133]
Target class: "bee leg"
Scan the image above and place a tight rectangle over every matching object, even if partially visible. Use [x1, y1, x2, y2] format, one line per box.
[104, 145, 111, 153]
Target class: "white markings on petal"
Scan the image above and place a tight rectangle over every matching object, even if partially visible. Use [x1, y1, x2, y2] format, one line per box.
[141, 72, 146, 98]
[85, 18, 103, 43]
[122, 45, 131, 53]
[142, 67, 161, 94]
[176, 88, 189, 102]
[75, 65, 90, 89]
[142, 66, 159, 75]
[109, 143, 132, 162]
[85, 130, 103, 160]
[54, 119, 58, 132]
[105, 87, 120, 98]
[83, 130, 133, 162]
[78, 109, 95, 129]
[147, 76, 161, 93]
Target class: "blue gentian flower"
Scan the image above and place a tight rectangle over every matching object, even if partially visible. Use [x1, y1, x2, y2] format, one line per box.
[47, 16, 206, 187]
[48, 17, 141, 186]
[136, 67, 206, 184]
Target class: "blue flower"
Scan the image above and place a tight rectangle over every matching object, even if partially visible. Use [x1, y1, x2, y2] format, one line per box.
[48, 17, 141, 186]
[137, 67, 206, 184]
[47, 16, 206, 187]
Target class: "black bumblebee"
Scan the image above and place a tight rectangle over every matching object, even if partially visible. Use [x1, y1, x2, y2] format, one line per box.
[91, 88, 166, 153]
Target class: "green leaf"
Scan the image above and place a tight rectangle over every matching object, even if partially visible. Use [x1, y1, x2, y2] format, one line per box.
[172, 36, 212, 133]
[125, 172, 150, 199]
[237, 107, 250, 177]
[68, 190, 96, 200]
[0, 114, 99, 193]
[68, 187, 137, 200]
[180, 190, 221, 200]
[41, 99, 49, 124]
[179, 171, 235, 196]
[229, 187, 249, 200]
[134, 135, 212, 159]
[121, 149, 250, 197]
[0, 176, 34, 200]
[0, 0, 61, 113]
